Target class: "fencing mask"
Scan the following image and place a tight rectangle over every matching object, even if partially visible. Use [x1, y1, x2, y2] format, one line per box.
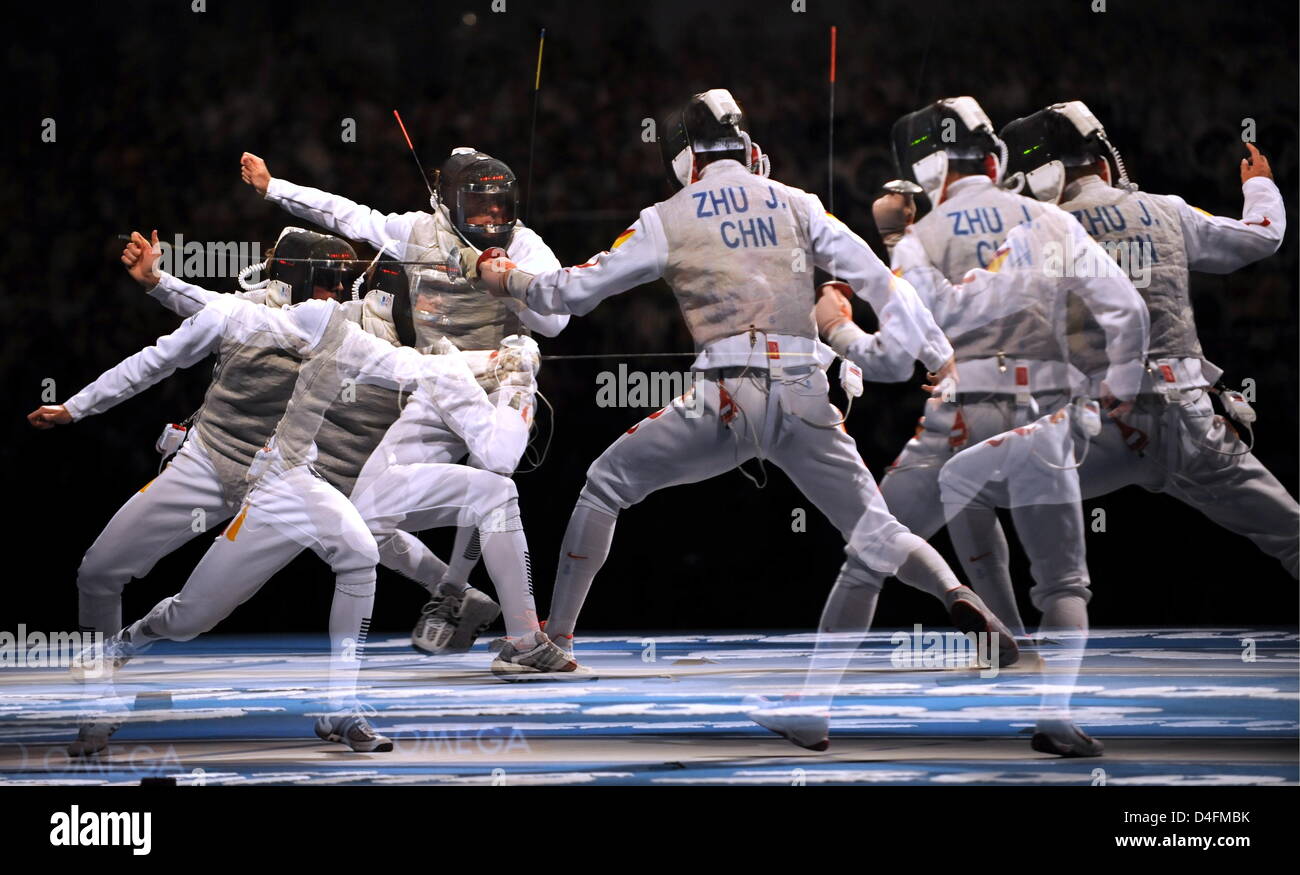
[1000, 101, 1133, 203]
[660, 88, 770, 191]
[890, 97, 1005, 206]
[433, 147, 519, 252]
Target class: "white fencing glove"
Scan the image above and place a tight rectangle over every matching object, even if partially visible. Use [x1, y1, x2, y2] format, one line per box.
[816, 281, 868, 358]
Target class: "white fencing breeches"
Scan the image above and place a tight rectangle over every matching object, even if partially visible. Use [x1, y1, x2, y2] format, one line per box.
[546, 368, 918, 639]
[76, 435, 235, 637]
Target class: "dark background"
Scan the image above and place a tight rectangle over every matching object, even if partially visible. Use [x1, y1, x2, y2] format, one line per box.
[4, 0, 1297, 637]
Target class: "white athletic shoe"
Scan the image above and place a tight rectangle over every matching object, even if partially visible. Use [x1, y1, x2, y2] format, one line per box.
[67, 719, 122, 758]
[745, 695, 831, 751]
[1031, 719, 1105, 758]
[489, 621, 573, 658]
[411, 583, 501, 654]
[490, 631, 580, 678]
[313, 711, 394, 753]
[69, 631, 136, 683]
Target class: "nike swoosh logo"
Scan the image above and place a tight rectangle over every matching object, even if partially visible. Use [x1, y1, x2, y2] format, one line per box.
[968, 551, 992, 562]
[566, 552, 588, 560]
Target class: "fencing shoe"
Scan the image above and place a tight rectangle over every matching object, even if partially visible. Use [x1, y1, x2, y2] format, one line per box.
[412, 583, 501, 654]
[745, 695, 830, 751]
[67, 719, 122, 757]
[944, 586, 1020, 668]
[313, 710, 394, 753]
[1031, 719, 1104, 758]
[69, 630, 138, 683]
[489, 621, 570, 657]
[490, 631, 579, 678]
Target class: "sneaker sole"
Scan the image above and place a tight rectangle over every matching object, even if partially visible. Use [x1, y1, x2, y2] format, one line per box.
[447, 602, 502, 652]
[489, 659, 594, 682]
[411, 604, 502, 655]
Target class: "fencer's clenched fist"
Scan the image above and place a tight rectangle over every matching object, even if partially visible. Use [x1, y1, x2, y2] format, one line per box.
[476, 247, 517, 297]
[1241, 143, 1272, 183]
[241, 153, 271, 195]
[815, 281, 854, 338]
[27, 405, 72, 429]
[121, 230, 162, 287]
[872, 192, 916, 246]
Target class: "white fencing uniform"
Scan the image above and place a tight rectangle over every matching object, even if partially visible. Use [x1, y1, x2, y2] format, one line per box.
[501, 158, 955, 640]
[263, 177, 564, 592]
[67, 295, 528, 706]
[1062, 175, 1297, 578]
[144, 278, 453, 589]
[67, 276, 301, 638]
[842, 202, 1149, 632]
[943, 173, 1294, 636]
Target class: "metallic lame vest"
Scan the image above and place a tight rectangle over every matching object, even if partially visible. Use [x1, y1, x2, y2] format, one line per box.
[404, 213, 527, 351]
[655, 166, 817, 350]
[1061, 183, 1198, 377]
[312, 383, 407, 497]
[193, 340, 301, 506]
[910, 181, 1059, 362]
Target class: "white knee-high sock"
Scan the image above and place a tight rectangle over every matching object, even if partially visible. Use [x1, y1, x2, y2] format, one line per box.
[479, 500, 539, 638]
[945, 505, 1025, 637]
[545, 502, 618, 640]
[1037, 594, 1090, 723]
[328, 570, 375, 712]
[893, 539, 963, 599]
[800, 559, 886, 711]
[439, 528, 481, 595]
[377, 531, 449, 596]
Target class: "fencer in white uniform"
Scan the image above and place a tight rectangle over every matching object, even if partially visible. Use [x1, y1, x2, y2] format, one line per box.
[794, 98, 1150, 754]
[471, 91, 1019, 717]
[30, 228, 356, 651]
[37, 288, 536, 751]
[996, 102, 1295, 585]
[819, 100, 1145, 640]
[929, 104, 1294, 756]
[241, 147, 566, 655]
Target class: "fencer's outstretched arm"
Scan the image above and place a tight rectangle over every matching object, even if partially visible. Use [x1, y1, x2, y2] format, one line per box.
[49, 297, 323, 423]
[264, 176, 422, 260]
[805, 195, 954, 374]
[147, 273, 268, 318]
[1174, 146, 1286, 272]
[120, 229, 267, 318]
[480, 208, 669, 317]
[250, 156, 569, 337]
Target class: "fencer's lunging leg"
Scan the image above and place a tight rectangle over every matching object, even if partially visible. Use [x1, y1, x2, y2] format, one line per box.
[329, 570, 375, 711]
[946, 506, 1024, 637]
[546, 500, 619, 641]
[76, 439, 231, 637]
[377, 529, 450, 596]
[439, 527, 483, 595]
[475, 484, 538, 638]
